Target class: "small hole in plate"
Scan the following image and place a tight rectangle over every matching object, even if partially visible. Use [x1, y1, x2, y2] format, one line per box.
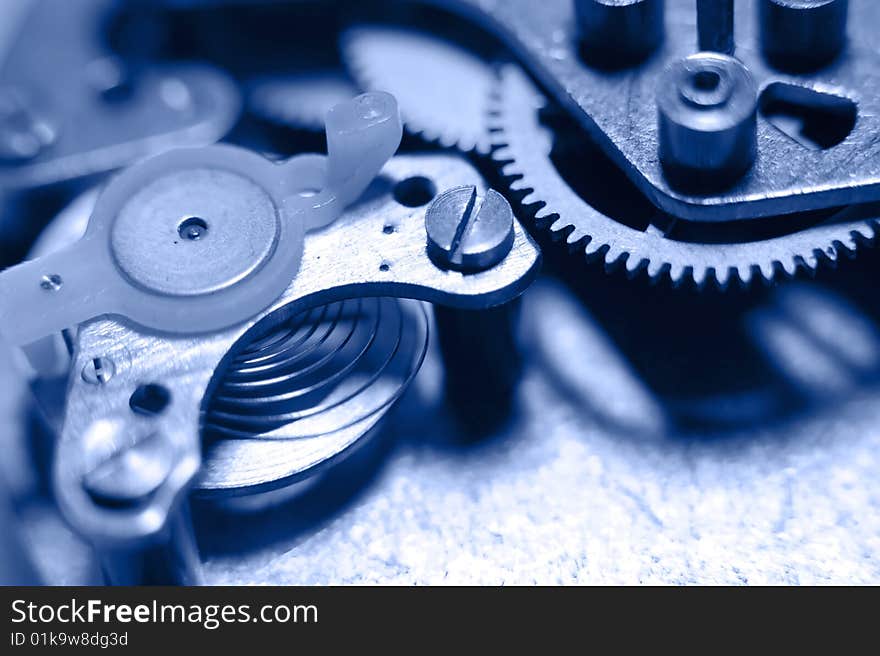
[393, 176, 436, 207]
[178, 217, 209, 241]
[130, 384, 171, 416]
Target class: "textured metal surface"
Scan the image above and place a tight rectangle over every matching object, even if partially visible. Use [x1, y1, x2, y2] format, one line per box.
[489, 65, 880, 287]
[429, 0, 880, 221]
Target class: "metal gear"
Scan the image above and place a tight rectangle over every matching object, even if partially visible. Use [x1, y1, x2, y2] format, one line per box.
[489, 65, 880, 288]
[341, 25, 494, 155]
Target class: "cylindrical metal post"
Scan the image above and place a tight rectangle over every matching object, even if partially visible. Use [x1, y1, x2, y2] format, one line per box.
[574, 0, 665, 66]
[697, 0, 735, 54]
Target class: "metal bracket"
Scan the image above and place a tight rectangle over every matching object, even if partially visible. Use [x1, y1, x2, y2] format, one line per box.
[429, 0, 880, 222]
[52, 153, 540, 549]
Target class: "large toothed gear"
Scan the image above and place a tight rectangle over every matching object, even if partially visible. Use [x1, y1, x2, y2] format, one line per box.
[489, 65, 880, 288]
[342, 25, 495, 155]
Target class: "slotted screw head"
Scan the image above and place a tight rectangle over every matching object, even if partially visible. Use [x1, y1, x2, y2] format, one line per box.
[425, 186, 514, 272]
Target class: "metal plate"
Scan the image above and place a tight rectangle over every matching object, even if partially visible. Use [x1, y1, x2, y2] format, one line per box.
[430, 0, 880, 221]
[0, 0, 239, 190]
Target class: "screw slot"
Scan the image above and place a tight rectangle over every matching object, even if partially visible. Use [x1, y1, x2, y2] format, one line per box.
[39, 273, 63, 291]
[393, 176, 436, 207]
[178, 216, 209, 241]
[82, 357, 115, 385]
[129, 383, 171, 416]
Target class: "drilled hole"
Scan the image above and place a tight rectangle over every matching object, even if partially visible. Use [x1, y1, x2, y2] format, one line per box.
[393, 176, 436, 207]
[379, 262, 391, 272]
[759, 83, 857, 150]
[692, 70, 721, 92]
[178, 216, 209, 241]
[130, 383, 171, 416]
[383, 225, 395, 234]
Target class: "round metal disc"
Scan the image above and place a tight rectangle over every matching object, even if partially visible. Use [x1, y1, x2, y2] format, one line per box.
[110, 167, 280, 297]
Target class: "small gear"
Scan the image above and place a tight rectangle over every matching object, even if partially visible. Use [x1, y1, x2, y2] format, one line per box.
[341, 25, 494, 154]
[247, 71, 358, 133]
[489, 65, 880, 288]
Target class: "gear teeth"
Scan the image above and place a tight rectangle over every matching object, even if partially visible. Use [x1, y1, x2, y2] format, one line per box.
[792, 255, 815, 278]
[604, 244, 628, 269]
[526, 205, 553, 229]
[715, 267, 736, 291]
[491, 145, 515, 164]
[757, 260, 776, 281]
[551, 222, 575, 245]
[583, 236, 606, 259]
[774, 260, 793, 280]
[724, 265, 748, 289]
[673, 266, 695, 288]
[508, 176, 531, 194]
[729, 265, 748, 287]
[487, 63, 879, 289]
[625, 255, 649, 278]
[646, 259, 670, 280]
[692, 265, 713, 289]
[852, 225, 877, 247]
[779, 257, 799, 278]
[833, 237, 857, 258]
[668, 262, 688, 284]
[545, 210, 574, 234]
[802, 250, 821, 271]
[564, 226, 586, 245]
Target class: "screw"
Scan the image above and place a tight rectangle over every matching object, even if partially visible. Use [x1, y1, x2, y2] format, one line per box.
[81, 357, 116, 385]
[0, 87, 56, 162]
[697, 0, 735, 55]
[574, 0, 664, 66]
[39, 274, 63, 292]
[657, 53, 758, 191]
[759, 0, 848, 72]
[425, 186, 515, 272]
